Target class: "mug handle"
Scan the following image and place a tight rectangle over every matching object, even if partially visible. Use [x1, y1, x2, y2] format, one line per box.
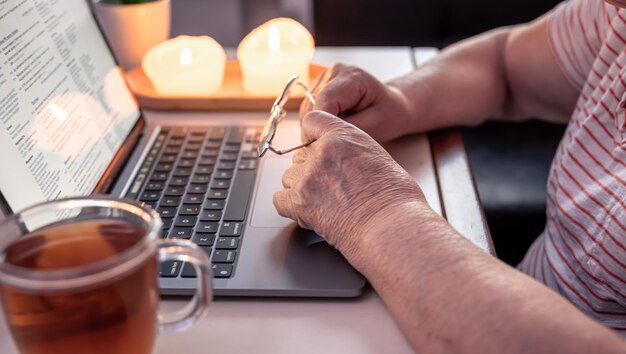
[156, 239, 213, 334]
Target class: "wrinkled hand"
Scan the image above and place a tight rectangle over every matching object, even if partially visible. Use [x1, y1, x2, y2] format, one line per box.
[273, 110, 426, 259]
[301, 63, 416, 143]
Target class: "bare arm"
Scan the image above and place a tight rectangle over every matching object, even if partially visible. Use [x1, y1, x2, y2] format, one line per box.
[391, 15, 579, 132]
[303, 16, 579, 141]
[275, 112, 625, 354]
[356, 202, 625, 354]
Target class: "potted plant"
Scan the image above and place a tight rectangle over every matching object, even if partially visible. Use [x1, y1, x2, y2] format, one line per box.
[92, 0, 171, 70]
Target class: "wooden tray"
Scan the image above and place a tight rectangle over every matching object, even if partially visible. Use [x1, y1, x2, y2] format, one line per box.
[125, 61, 327, 111]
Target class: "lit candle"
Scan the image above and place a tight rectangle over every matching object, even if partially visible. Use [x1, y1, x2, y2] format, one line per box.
[142, 35, 226, 96]
[237, 18, 315, 96]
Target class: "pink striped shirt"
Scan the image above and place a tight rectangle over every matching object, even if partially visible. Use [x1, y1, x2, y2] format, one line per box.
[518, 0, 626, 334]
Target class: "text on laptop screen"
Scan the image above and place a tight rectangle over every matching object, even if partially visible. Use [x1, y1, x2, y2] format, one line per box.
[0, 0, 140, 212]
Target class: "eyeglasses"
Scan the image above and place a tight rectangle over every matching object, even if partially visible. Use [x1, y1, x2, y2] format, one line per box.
[257, 75, 316, 157]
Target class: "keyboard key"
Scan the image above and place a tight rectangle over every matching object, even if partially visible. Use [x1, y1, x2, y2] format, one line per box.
[164, 186, 185, 196]
[177, 159, 195, 168]
[159, 260, 182, 277]
[198, 157, 216, 165]
[160, 197, 181, 207]
[169, 227, 193, 239]
[169, 177, 188, 186]
[241, 151, 257, 159]
[226, 127, 245, 145]
[208, 127, 226, 141]
[188, 135, 205, 143]
[187, 184, 208, 194]
[190, 175, 211, 184]
[223, 145, 240, 153]
[181, 263, 197, 278]
[210, 180, 230, 189]
[215, 237, 239, 250]
[217, 162, 235, 170]
[174, 216, 197, 227]
[179, 205, 201, 215]
[200, 210, 222, 221]
[212, 264, 233, 278]
[170, 128, 187, 138]
[183, 194, 203, 204]
[181, 151, 198, 159]
[155, 163, 173, 172]
[192, 233, 215, 246]
[220, 222, 242, 236]
[207, 190, 228, 199]
[202, 149, 219, 158]
[185, 143, 202, 151]
[159, 155, 177, 163]
[196, 222, 219, 233]
[167, 138, 184, 147]
[214, 171, 233, 179]
[200, 246, 212, 258]
[173, 168, 192, 177]
[223, 170, 255, 221]
[183, 257, 235, 278]
[140, 191, 160, 201]
[190, 127, 208, 136]
[143, 201, 158, 210]
[162, 218, 173, 230]
[220, 153, 238, 161]
[238, 159, 257, 170]
[145, 182, 165, 191]
[212, 250, 237, 263]
[157, 207, 177, 218]
[163, 147, 180, 155]
[205, 141, 221, 149]
[204, 199, 225, 210]
[195, 166, 214, 175]
[151, 172, 168, 181]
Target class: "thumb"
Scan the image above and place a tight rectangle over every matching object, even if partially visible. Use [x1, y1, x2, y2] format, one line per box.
[300, 110, 350, 144]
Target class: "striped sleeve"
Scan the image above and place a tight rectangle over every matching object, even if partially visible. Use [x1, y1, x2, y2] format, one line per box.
[548, 0, 609, 90]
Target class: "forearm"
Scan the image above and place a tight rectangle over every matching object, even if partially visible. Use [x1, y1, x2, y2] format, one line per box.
[389, 28, 512, 132]
[349, 202, 624, 354]
[389, 16, 578, 133]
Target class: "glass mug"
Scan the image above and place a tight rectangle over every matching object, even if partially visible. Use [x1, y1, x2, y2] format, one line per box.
[0, 196, 213, 354]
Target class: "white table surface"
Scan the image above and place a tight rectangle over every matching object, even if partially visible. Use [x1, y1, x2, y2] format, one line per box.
[0, 47, 438, 354]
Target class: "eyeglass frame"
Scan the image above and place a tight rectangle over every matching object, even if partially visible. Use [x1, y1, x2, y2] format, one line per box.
[257, 75, 316, 158]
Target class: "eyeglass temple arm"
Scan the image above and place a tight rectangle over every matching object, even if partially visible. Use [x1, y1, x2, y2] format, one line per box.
[296, 82, 316, 106]
[269, 141, 312, 155]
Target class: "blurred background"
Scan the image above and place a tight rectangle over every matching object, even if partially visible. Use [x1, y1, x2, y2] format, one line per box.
[172, 0, 566, 266]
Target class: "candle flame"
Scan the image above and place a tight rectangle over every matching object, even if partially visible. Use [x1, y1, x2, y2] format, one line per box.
[268, 24, 281, 51]
[180, 47, 192, 66]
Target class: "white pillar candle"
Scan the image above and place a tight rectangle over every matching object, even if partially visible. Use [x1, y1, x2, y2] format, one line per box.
[142, 35, 226, 96]
[237, 18, 314, 96]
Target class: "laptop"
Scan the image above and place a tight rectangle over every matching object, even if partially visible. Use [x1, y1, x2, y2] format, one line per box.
[0, 0, 426, 298]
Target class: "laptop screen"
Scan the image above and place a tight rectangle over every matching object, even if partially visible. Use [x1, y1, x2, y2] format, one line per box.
[0, 0, 141, 212]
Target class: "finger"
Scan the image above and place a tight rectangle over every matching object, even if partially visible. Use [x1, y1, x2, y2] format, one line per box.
[313, 68, 377, 117]
[300, 110, 349, 144]
[292, 147, 310, 164]
[273, 189, 294, 219]
[300, 67, 332, 118]
[281, 164, 304, 189]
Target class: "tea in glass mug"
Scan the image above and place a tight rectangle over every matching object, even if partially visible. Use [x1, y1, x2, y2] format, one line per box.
[0, 197, 213, 354]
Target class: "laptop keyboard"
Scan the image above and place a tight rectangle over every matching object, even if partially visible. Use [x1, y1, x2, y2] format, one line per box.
[127, 126, 260, 279]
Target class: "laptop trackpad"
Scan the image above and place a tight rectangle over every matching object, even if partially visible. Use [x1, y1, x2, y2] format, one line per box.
[250, 157, 295, 228]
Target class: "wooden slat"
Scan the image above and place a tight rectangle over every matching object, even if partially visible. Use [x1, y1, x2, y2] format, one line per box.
[430, 129, 495, 255]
